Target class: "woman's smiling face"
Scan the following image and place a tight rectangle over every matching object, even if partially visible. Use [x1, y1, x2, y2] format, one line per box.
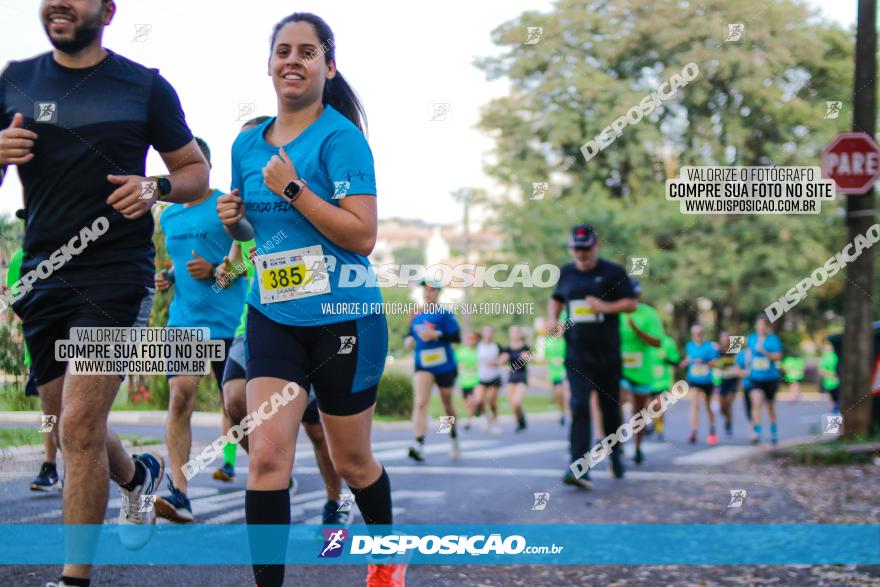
[269, 21, 335, 105]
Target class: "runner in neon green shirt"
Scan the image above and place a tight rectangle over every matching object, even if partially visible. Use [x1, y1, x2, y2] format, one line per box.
[5, 247, 30, 367]
[782, 355, 805, 401]
[818, 344, 840, 413]
[455, 332, 480, 429]
[650, 334, 680, 441]
[7, 246, 59, 491]
[544, 331, 568, 426]
[618, 282, 664, 464]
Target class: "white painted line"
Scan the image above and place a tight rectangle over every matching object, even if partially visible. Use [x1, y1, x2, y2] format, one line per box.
[673, 445, 759, 465]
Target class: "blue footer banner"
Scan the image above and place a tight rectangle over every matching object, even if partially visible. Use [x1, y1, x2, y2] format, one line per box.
[0, 524, 877, 565]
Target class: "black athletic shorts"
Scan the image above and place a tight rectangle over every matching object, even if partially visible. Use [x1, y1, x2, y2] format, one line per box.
[221, 335, 247, 386]
[24, 370, 38, 397]
[302, 389, 320, 425]
[687, 381, 713, 395]
[168, 338, 232, 390]
[750, 379, 780, 400]
[245, 306, 387, 417]
[461, 386, 475, 398]
[720, 378, 739, 396]
[479, 376, 502, 388]
[508, 371, 527, 385]
[416, 368, 457, 389]
[13, 284, 153, 386]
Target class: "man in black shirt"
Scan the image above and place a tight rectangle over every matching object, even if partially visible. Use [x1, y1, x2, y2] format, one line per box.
[0, 2, 209, 585]
[549, 225, 637, 488]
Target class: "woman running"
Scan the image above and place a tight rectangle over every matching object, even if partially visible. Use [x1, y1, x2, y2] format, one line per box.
[715, 332, 741, 436]
[819, 342, 841, 413]
[682, 324, 719, 445]
[747, 316, 783, 445]
[476, 325, 503, 434]
[405, 279, 461, 462]
[499, 325, 531, 433]
[216, 13, 402, 586]
[543, 318, 569, 426]
[455, 332, 482, 429]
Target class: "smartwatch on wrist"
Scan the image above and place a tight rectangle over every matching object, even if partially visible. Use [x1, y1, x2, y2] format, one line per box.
[157, 177, 172, 198]
[282, 179, 306, 204]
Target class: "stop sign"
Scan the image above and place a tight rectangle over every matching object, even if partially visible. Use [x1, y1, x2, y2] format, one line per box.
[822, 132, 880, 195]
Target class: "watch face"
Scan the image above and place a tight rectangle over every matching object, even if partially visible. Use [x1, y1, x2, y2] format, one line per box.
[284, 180, 301, 200]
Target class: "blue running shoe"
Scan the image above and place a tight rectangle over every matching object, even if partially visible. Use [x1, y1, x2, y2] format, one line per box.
[322, 500, 352, 525]
[30, 461, 59, 492]
[154, 474, 193, 523]
[213, 462, 236, 482]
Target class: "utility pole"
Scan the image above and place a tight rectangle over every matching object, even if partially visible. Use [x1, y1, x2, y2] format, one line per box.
[452, 188, 473, 332]
[842, 0, 877, 438]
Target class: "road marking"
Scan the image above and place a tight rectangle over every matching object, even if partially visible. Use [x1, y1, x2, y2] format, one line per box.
[372, 439, 499, 461]
[203, 489, 445, 524]
[672, 445, 759, 465]
[288, 465, 760, 483]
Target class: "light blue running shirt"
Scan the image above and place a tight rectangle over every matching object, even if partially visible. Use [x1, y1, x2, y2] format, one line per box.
[747, 332, 783, 381]
[231, 106, 381, 327]
[159, 190, 246, 338]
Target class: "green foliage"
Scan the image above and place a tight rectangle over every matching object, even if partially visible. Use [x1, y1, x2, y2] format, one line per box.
[472, 0, 865, 341]
[375, 370, 413, 418]
[382, 286, 415, 357]
[0, 427, 43, 447]
[392, 245, 425, 267]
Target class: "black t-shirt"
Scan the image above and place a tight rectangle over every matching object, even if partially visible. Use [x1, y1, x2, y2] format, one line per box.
[552, 259, 635, 362]
[0, 50, 193, 288]
[504, 345, 532, 373]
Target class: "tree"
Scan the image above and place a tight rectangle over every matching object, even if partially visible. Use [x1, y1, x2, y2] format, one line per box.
[474, 0, 860, 341]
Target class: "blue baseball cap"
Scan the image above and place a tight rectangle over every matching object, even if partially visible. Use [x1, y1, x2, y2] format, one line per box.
[569, 224, 597, 248]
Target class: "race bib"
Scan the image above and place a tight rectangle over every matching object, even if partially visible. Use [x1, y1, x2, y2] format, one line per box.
[570, 300, 604, 323]
[623, 352, 643, 369]
[753, 357, 771, 370]
[256, 245, 330, 304]
[691, 364, 710, 377]
[420, 347, 448, 368]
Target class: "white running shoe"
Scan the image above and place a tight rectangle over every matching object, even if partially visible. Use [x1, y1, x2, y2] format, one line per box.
[489, 422, 502, 435]
[450, 437, 461, 460]
[118, 451, 164, 550]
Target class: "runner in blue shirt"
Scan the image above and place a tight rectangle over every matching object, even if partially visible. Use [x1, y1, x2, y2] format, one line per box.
[746, 315, 784, 445]
[404, 279, 461, 462]
[216, 13, 401, 586]
[153, 138, 246, 523]
[682, 324, 719, 445]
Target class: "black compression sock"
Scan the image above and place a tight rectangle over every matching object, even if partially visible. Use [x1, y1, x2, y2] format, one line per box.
[450, 426, 457, 439]
[474, 404, 484, 417]
[351, 466, 392, 525]
[61, 576, 90, 587]
[415, 436, 425, 445]
[121, 459, 146, 491]
[246, 489, 291, 587]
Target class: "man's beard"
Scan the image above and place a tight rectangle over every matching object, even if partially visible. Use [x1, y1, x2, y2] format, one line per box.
[43, 15, 103, 54]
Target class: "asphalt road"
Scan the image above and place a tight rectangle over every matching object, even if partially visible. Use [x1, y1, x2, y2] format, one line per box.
[0, 393, 855, 586]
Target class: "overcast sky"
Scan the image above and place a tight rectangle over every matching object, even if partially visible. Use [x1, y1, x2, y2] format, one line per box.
[0, 0, 857, 224]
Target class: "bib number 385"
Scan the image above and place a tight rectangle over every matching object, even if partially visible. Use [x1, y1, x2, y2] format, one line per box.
[257, 245, 331, 304]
